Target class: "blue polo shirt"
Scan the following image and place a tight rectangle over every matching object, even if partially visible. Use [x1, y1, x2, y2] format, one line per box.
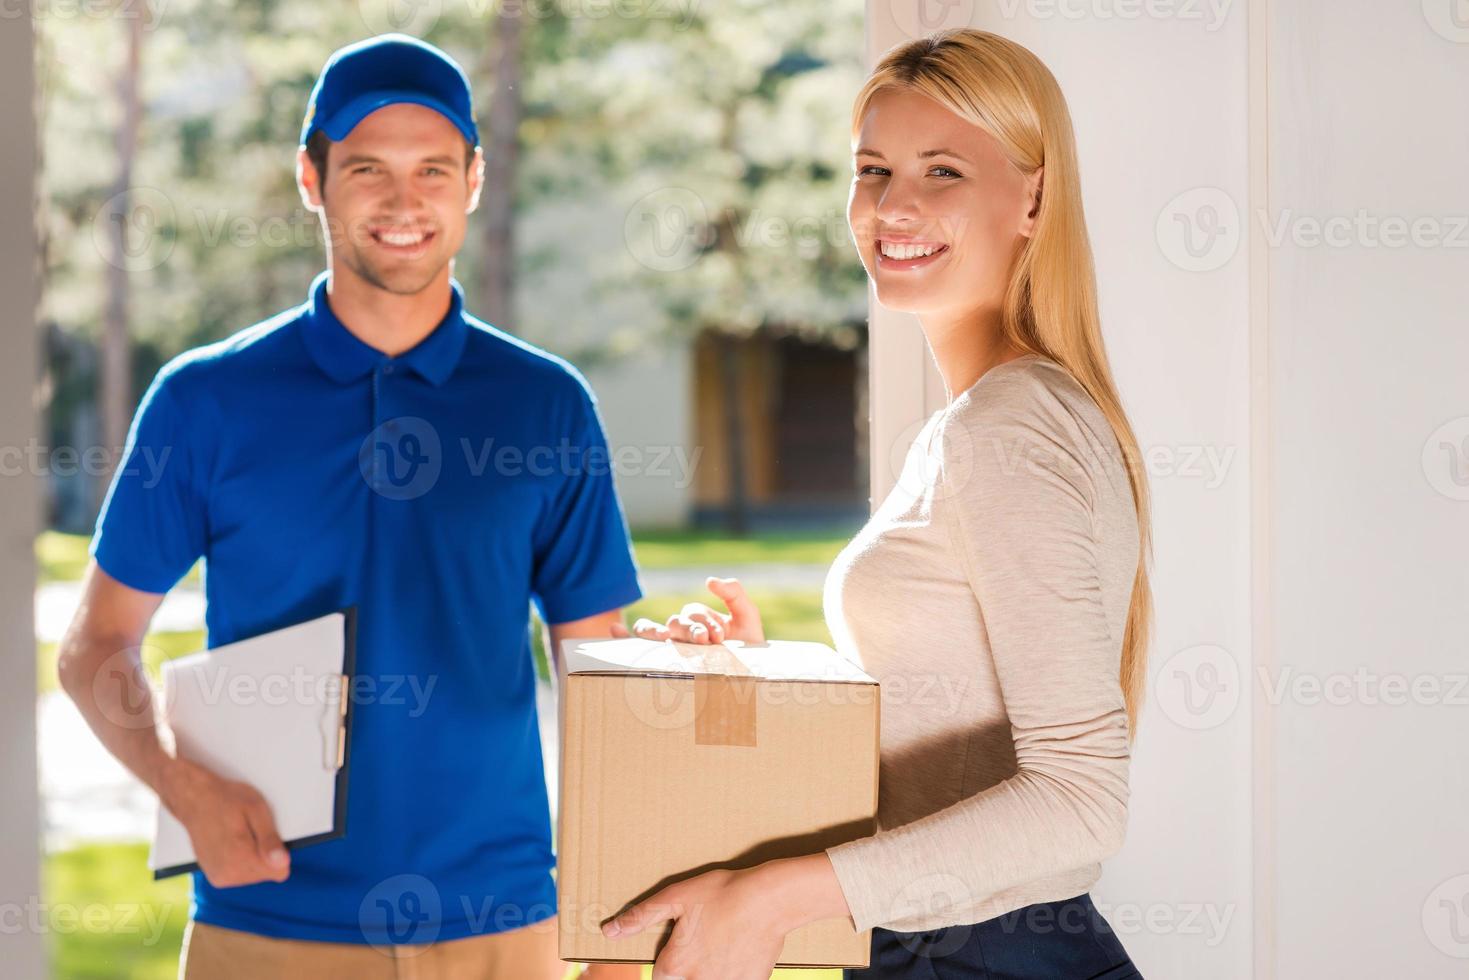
[91, 269, 644, 944]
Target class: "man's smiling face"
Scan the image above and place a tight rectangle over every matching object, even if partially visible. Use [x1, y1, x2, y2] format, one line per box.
[299, 102, 484, 296]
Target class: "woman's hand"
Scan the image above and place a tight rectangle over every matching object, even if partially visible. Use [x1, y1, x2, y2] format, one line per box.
[600, 855, 851, 980]
[612, 576, 765, 645]
[601, 866, 782, 980]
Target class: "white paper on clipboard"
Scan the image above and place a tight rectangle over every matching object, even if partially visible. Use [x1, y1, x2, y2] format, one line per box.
[148, 609, 354, 878]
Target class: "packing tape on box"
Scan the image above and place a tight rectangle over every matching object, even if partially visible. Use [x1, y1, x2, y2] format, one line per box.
[668, 641, 759, 747]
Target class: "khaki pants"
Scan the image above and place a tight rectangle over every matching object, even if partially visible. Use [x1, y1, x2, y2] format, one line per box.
[179, 915, 575, 980]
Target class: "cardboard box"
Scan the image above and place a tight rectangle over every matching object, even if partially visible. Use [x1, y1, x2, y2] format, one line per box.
[556, 636, 880, 968]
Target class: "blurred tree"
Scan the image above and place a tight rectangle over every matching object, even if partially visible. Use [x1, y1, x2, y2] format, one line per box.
[477, 3, 522, 330]
[98, 5, 144, 509]
[510, 2, 868, 531]
[37, 0, 865, 531]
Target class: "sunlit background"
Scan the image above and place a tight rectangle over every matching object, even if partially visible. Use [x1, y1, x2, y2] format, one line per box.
[12, 1, 1468, 978]
[34, 2, 865, 976]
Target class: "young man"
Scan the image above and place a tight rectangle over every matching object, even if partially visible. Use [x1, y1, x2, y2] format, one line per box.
[58, 34, 642, 978]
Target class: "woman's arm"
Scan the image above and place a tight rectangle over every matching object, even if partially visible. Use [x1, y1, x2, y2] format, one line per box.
[825, 374, 1137, 933]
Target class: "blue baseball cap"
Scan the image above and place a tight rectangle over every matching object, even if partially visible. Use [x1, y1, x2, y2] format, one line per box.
[300, 34, 479, 148]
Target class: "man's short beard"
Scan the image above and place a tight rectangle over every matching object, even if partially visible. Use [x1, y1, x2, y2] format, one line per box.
[339, 243, 446, 296]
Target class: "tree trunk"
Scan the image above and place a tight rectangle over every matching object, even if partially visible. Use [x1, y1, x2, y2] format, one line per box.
[714, 101, 752, 537]
[719, 333, 750, 536]
[479, 5, 521, 330]
[98, 7, 143, 513]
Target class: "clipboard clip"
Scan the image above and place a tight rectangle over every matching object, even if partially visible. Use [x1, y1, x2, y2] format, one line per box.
[321, 672, 348, 770]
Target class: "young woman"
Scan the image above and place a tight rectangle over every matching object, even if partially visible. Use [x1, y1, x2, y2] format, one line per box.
[602, 28, 1154, 980]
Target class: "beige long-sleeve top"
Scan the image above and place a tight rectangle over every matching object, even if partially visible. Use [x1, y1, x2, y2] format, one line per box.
[822, 353, 1141, 934]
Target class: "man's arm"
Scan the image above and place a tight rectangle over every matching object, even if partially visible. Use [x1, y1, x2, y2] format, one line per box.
[56, 562, 291, 887]
[56, 563, 172, 792]
[542, 609, 643, 980]
[544, 608, 627, 679]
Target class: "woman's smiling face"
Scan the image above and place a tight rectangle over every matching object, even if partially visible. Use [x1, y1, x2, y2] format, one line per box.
[848, 87, 1039, 319]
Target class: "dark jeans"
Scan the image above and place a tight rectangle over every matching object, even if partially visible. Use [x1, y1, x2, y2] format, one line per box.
[844, 893, 1143, 980]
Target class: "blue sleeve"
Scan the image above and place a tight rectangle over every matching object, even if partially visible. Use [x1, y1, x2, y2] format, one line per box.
[530, 382, 643, 624]
[89, 367, 208, 594]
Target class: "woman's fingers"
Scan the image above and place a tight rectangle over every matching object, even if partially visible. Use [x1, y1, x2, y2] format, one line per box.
[705, 577, 765, 643]
[603, 888, 681, 939]
[691, 612, 725, 643]
[629, 617, 671, 640]
[680, 606, 727, 643]
[625, 603, 734, 645]
[663, 612, 714, 644]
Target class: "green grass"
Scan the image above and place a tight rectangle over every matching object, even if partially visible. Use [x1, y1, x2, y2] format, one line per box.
[43, 843, 191, 980]
[36, 531, 94, 584]
[37, 529, 849, 586]
[37, 630, 206, 697]
[628, 528, 848, 570]
[37, 531, 202, 587]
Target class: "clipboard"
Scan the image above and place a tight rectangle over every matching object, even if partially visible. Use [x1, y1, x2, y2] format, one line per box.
[148, 608, 357, 880]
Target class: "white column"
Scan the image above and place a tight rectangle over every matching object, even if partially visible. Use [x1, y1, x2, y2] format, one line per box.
[1267, 2, 1469, 976]
[0, 6, 45, 979]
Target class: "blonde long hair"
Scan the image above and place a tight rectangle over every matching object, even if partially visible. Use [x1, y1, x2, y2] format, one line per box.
[855, 29, 1155, 742]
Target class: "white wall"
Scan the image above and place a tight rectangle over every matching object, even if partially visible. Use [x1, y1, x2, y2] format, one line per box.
[1, 7, 45, 978]
[512, 185, 696, 530]
[582, 342, 695, 529]
[866, 1, 1465, 977]
[1268, 2, 1469, 976]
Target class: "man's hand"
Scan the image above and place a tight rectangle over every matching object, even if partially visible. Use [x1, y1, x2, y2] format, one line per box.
[56, 563, 290, 888]
[160, 757, 291, 887]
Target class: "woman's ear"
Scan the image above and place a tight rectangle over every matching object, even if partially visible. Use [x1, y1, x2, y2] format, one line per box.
[1019, 166, 1044, 238]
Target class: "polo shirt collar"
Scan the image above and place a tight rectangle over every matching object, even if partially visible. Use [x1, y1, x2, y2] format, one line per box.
[300, 269, 469, 387]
